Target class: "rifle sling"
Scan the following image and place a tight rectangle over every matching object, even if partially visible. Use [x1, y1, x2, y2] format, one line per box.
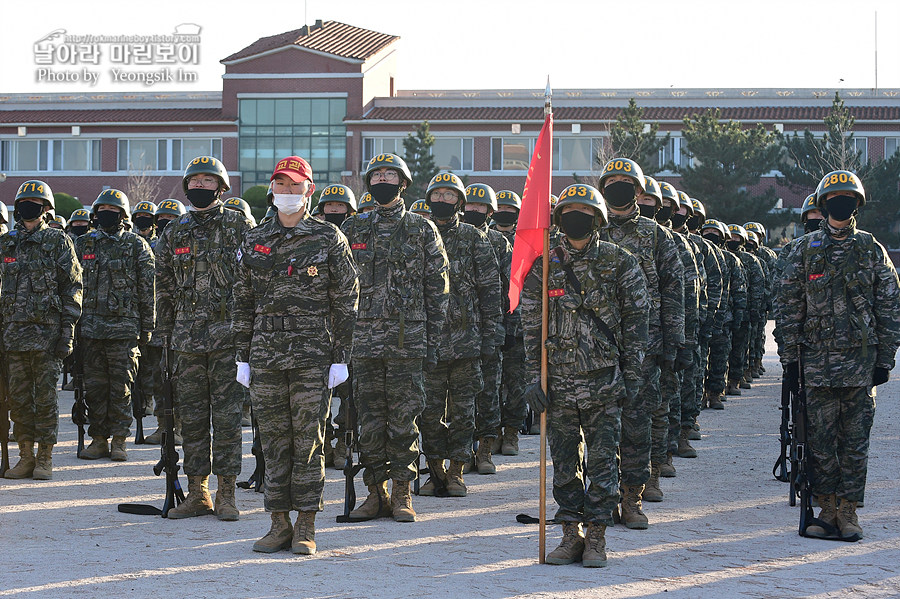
[553, 247, 618, 349]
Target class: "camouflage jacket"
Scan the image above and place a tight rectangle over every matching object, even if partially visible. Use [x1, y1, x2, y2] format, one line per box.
[690, 232, 725, 335]
[756, 245, 777, 313]
[232, 213, 359, 370]
[736, 250, 766, 319]
[76, 227, 155, 340]
[341, 201, 449, 359]
[602, 211, 684, 359]
[721, 249, 747, 327]
[0, 221, 82, 352]
[434, 216, 504, 360]
[478, 223, 512, 321]
[670, 231, 701, 348]
[520, 232, 649, 393]
[493, 225, 522, 339]
[155, 205, 252, 353]
[778, 226, 900, 385]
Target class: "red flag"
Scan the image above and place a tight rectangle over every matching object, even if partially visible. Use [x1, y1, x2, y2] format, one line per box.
[508, 113, 553, 312]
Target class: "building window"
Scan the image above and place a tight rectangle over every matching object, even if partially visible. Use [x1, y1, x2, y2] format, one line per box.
[491, 137, 536, 171]
[239, 98, 347, 191]
[851, 137, 868, 164]
[116, 138, 221, 172]
[553, 138, 604, 172]
[0, 139, 100, 172]
[432, 137, 473, 171]
[656, 137, 690, 170]
[886, 137, 900, 159]
[361, 138, 404, 171]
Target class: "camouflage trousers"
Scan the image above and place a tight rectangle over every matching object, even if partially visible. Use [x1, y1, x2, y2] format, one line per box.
[680, 344, 701, 427]
[138, 344, 164, 419]
[660, 363, 681, 454]
[650, 365, 669, 464]
[547, 367, 622, 526]
[620, 355, 658, 486]
[83, 338, 139, 439]
[500, 339, 528, 430]
[251, 365, 331, 512]
[807, 386, 875, 503]
[175, 349, 242, 477]
[696, 338, 710, 409]
[749, 317, 765, 364]
[475, 352, 501, 440]
[353, 357, 424, 486]
[728, 321, 750, 380]
[422, 357, 482, 463]
[707, 327, 732, 394]
[6, 351, 61, 445]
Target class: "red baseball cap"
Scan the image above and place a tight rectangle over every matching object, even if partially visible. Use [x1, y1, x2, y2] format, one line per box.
[271, 156, 314, 184]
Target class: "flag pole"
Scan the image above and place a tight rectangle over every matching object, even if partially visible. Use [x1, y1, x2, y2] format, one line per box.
[539, 77, 552, 565]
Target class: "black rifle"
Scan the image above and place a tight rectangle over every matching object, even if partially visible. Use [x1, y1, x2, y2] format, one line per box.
[0, 365, 9, 478]
[71, 328, 87, 458]
[131, 365, 145, 445]
[237, 407, 264, 493]
[335, 381, 367, 523]
[118, 337, 184, 517]
[772, 367, 793, 497]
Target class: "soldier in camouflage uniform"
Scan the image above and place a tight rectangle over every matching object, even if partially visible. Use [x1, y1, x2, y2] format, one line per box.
[463, 183, 511, 474]
[129, 200, 158, 418]
[778, 170, 900, 540]
[75, 190, 154, 462]
[341, 154, 450, 522]
[726, 225, 765, 394]
[744, 230, 769, 381]
[521, 183, 649, 567]
[1, 181, 82, 480]
[599, 164, 683, 522]
[155, 157, 252, 521]
[410, 199, 432, 220]
[233, 156, 358, 555]
[65, 208, 92, 241]
[491, 190, 529, 450]
[416, 174, 501, 496]
[745, 221, 776, 377]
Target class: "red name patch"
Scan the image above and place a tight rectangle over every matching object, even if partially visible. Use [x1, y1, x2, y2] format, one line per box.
[351, 243, 367, 250]
[809, 274, 824, 281]
[548, 288, 565, 298]
[254, 244, 272, 255]
[175, 247, 191, 255]
[3, 257, 15, 263]
[82, 254, 96, 260]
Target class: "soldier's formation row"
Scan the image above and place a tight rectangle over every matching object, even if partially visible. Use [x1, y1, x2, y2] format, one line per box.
[1, 150, 897, 567]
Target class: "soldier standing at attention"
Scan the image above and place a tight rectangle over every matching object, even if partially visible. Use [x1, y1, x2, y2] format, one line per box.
[233, 156, 358, 554]
[340, 154, 449, 522]
[778, 171, 900, 540]
[521, 183, 649, 568]
[155, 156, 252, 521]
[76, 190, 155, 462]
[1, 181, 82, 480]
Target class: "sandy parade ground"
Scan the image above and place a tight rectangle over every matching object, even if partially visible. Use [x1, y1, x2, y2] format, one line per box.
[1, 323, 898, 599]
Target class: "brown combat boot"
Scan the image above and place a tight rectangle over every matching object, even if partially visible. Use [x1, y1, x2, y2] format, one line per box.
[332, 438, 347, 470]
[620, 485, 649, 529]
[419, 459, 447, 496]
[445, 460, 467, 497]
[501, 426, 519, 456]
[349, 482, 392, 520]
[110, 435, 128, 462]
[708, 391, 725, 410]
[677, 428, 698, 458]
[688, 422, 701, 441]
[32, 444, 53, 480]
[582, 523, 608, 568]
[837, 497, 863, 540]
[167, 475, 215, 519]
[215, 475, 240, 521]
[4, 441, 35, 479]
[491, 428, 503, 454]
[391, 479, 416, 522]
[475, 438, 496, 475]
[659, 453, 676, 478]
[253, 512, 292, 553]
[545, 522, 584, 565]
[80, 437, 110, 460]
[643, 465, 664, 502]
[292, 511, 317, 554]
[740, 370, 752, 389]
[726, 379, 742, 396]
[805, 493, 838, 539]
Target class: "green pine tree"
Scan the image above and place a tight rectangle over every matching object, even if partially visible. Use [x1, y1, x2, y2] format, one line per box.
[402, 121, 438, 201]
[607, 98, 671, 175]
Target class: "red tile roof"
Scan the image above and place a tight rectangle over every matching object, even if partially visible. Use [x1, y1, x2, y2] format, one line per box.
[0, 108, 226, 125]
[222, 21, 399, 63]
[363, 105, 900, 122]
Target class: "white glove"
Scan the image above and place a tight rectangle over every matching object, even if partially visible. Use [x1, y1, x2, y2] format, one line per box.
[327, 363, 349, 389]
[236, 362, 251, 388]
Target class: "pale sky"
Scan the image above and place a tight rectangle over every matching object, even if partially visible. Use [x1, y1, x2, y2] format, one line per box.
[1, 0, 898, 94]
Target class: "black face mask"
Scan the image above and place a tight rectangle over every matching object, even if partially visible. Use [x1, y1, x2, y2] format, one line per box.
[702, 233, 723, 247]
[430, 201, 458, 220]
[559, 211, 594, 240]
[95, 210, 122, 230]
[15, 201, 44, 222]
[687, 215, 703, 231]
[70, 224, 89, 237]
[726, 240, 742, 252]
[804, 218, 823, 234]
[824, 194, 857, 221]
[186, 188, 218, 209]
[603, 181, 636, 208]
[463, 211, 488, 228]
[491, 211, 518, 226]
[370, 183, 400, 205]
[157, 218, 172, 233]
[638, 204, 658, 219]
[322, 213, 347, 227]
[656, 206, 673, 223]
[133, 215, 154, 231]
[670, 212, 688, 230]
